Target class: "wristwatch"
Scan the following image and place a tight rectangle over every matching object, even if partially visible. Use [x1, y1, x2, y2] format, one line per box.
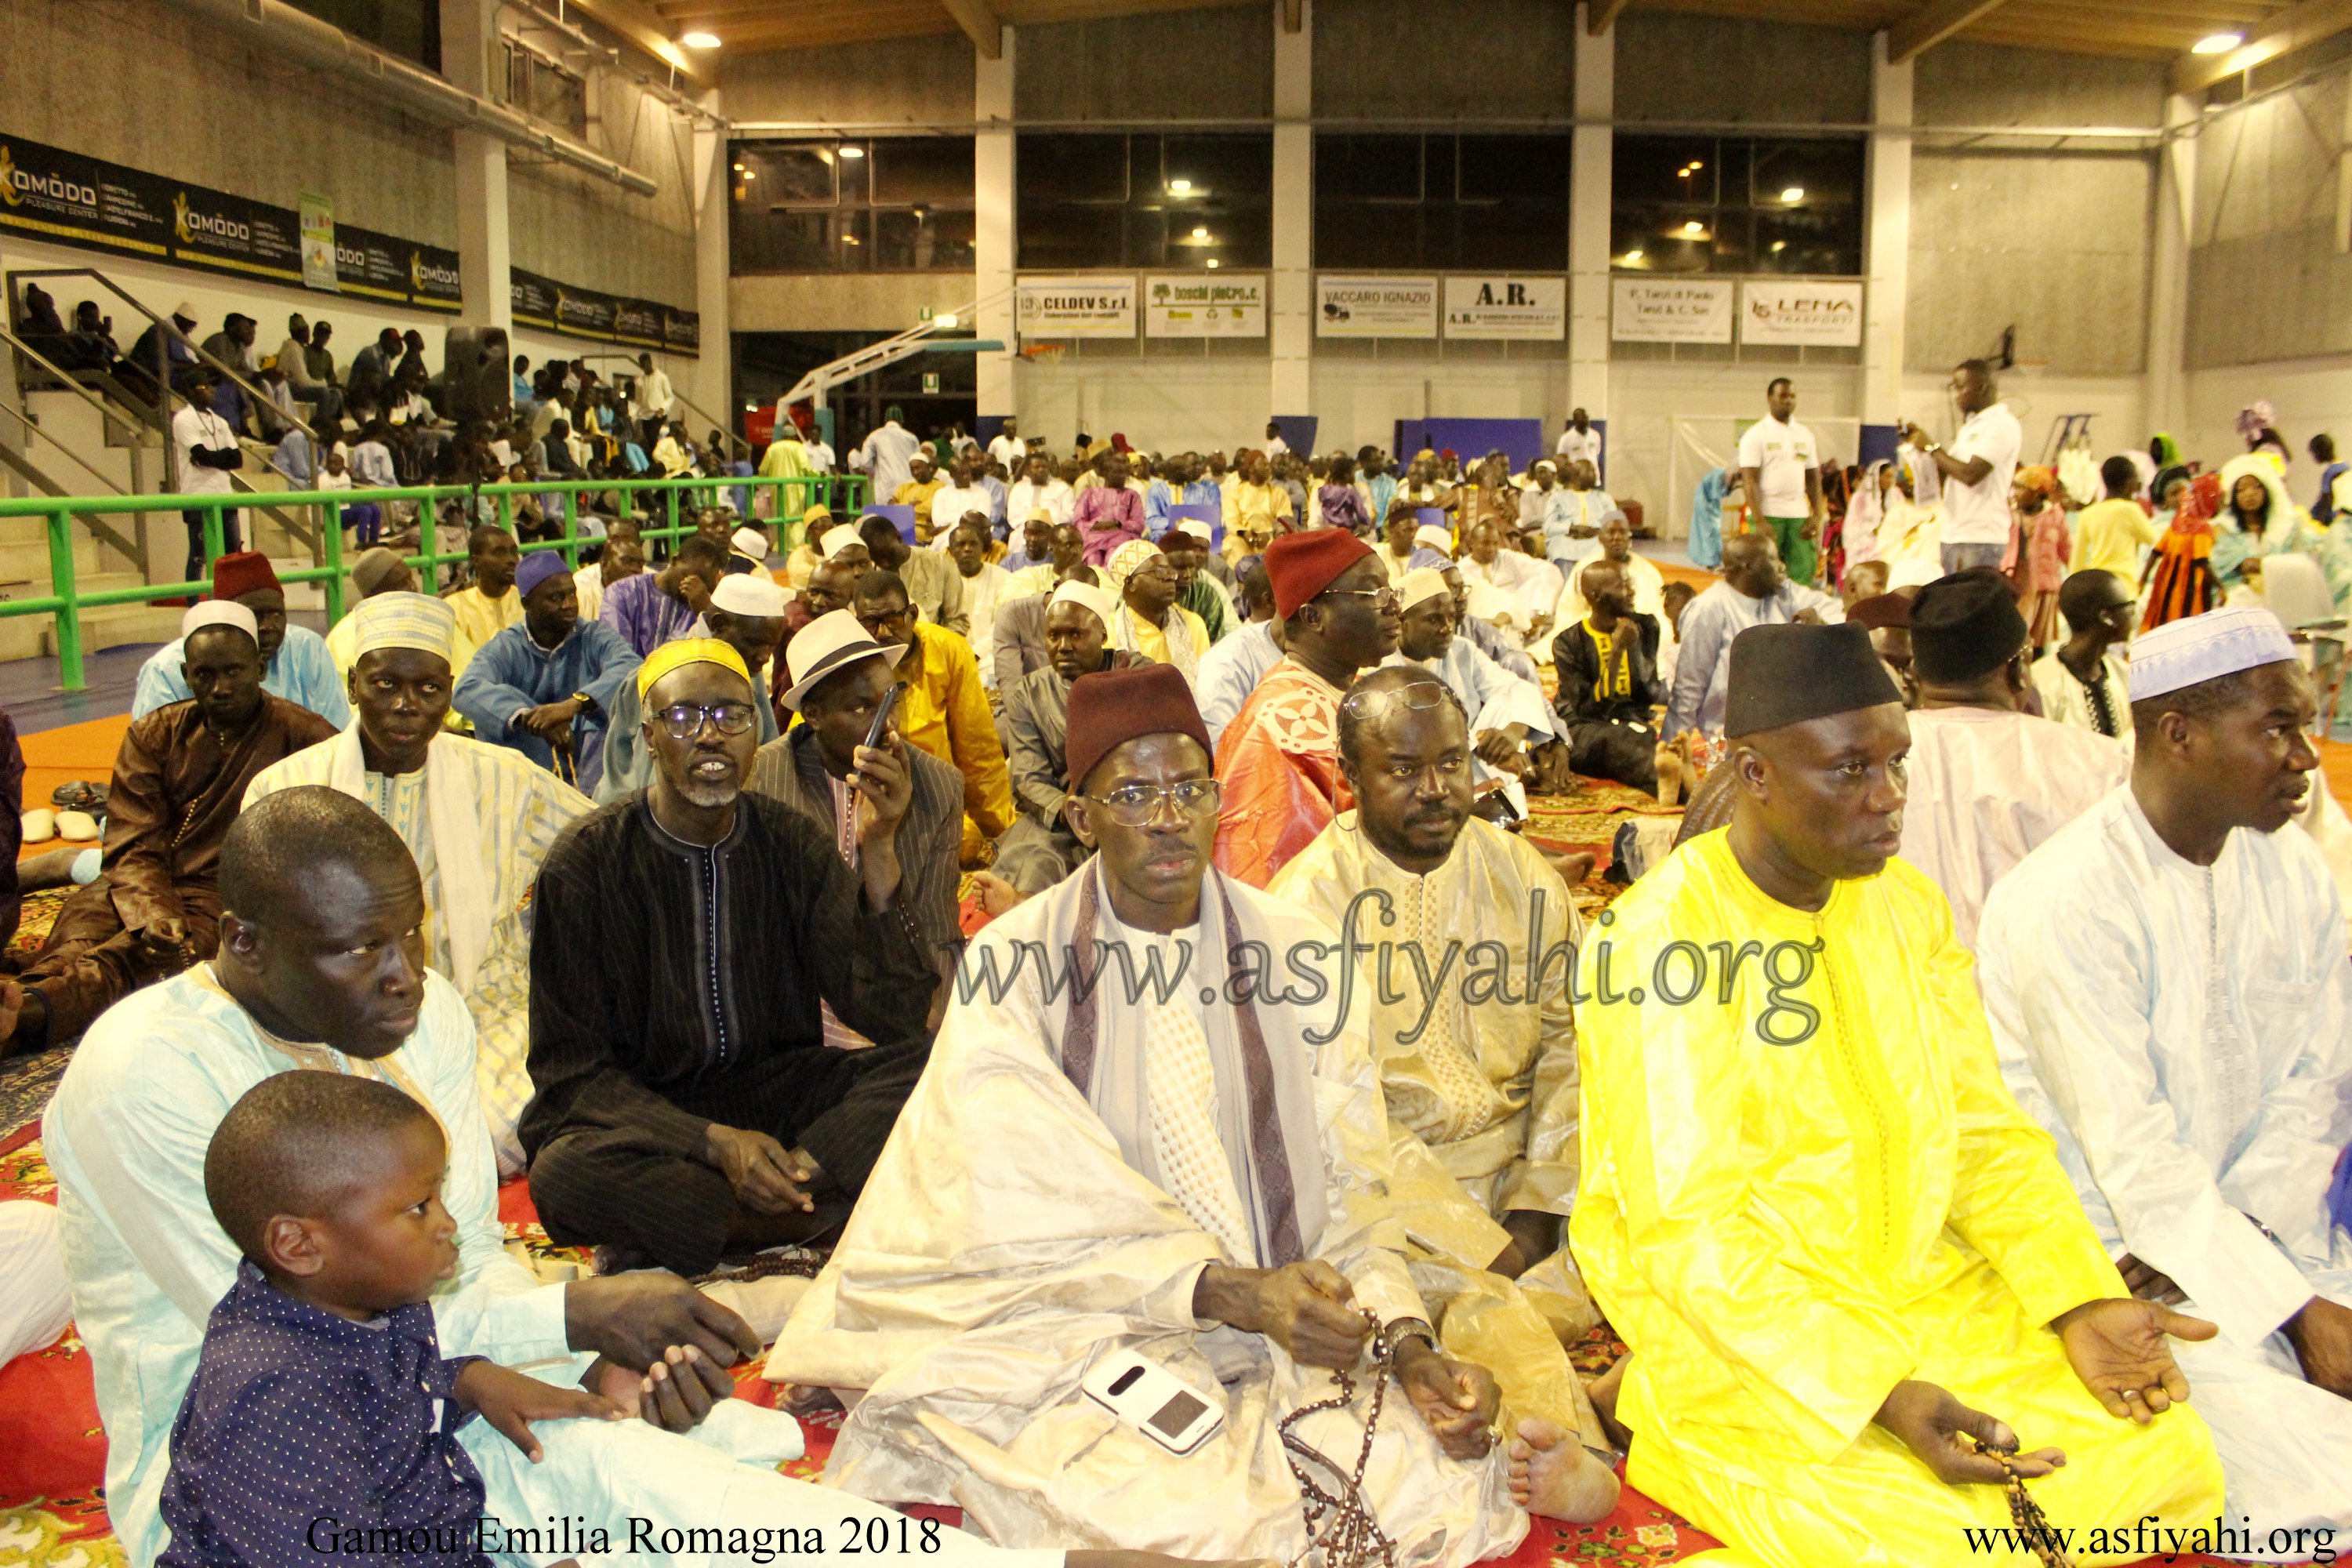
[571, 690, 598, 718]
[1377, 1316, 1438, 1360]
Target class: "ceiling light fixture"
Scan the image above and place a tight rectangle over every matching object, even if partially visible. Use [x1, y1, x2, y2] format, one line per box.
[1192, 226, 1209, 239]
[1207, 258, 1221, 268]
[1168, 178, 1192, 192]
[838, 145, 865, 158]
[2191, 31, 2242, 52]
[1682, 220, 1705, 234]
[681, 30, 720, 47]
[1623, 248, 1644, 263]
[1771, 240, 1787, 252]
[1781, 185, 1804, 203]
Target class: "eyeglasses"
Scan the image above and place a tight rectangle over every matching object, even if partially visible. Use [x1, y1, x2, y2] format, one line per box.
[1340, 682, 1457, 716]
[856, 608, 913, 637]
[1322, 586, 1401, 607]
[654, 700, 757, 740]
[1085, 778, 1221, 826]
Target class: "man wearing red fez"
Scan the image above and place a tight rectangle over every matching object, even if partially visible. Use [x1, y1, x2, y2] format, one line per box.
[775, 662, 1527, 1566]
[130, 551, 352, 728]
[1210, 528, 1400, 887]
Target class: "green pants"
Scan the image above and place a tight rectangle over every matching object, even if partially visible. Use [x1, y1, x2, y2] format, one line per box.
[1759, 514, 1817, 585]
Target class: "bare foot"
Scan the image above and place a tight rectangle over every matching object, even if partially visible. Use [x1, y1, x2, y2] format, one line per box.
[1542, 850, 1595, 885]
[1584, 1358, 1632, 1453]
[774, 1382, 845, 1417]
[1653, 744, 1683, 807]
[1506, 1416, 1620, 1523]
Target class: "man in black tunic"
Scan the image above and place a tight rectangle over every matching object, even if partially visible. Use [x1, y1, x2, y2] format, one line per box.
[521, 637, 934, 1275]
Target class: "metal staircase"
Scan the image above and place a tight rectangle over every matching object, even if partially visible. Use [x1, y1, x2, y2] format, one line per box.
[779, 289, 1012, 412]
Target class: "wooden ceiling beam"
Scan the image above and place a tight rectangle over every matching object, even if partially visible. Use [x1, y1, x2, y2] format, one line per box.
[937, 0, 1007, 56]
[2174, 0, 2352, 90]
[1886, 0, 2021, 61]
[1589, 0, 1636, 31]
[558, 0, 711, 85]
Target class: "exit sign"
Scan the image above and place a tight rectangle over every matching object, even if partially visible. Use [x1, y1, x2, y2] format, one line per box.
[921, 372, 940, 394]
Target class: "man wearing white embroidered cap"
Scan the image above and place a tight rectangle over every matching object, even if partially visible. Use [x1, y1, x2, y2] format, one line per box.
[246, 592, 593, 1171]
[1979, 604, 2352, 1546]
[996, 579, 1144, 894]
[1384, 568, 1557, 793]
[597, 572, 787, 804]
[0, 602, 337, 1054]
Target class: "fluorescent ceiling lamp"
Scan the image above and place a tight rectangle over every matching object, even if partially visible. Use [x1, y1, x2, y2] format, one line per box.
[1191, 226, 1209, 239]
[1167, 179, 1192, 192]
[838, 145, 865, 158]
[1770, 240, 1787, 252]
[1206, 258, 1221, 268]
[1682, 220, 1704, 234]
[681, 30, 720, 47]
[1780, 186, 1804, 203]
[2190, 31, 2241, 52]
[1623, 249, 1644, 263]
[933, 312, 958, 328]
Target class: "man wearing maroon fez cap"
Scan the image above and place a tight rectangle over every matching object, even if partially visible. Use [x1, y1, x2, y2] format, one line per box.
[770, 656, 1531, 1566]
[129, 551, 354, 728]
[1210, 529, 1402, 887]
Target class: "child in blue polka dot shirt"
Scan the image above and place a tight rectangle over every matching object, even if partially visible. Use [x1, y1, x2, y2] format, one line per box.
[156, 1072, 623, 1566]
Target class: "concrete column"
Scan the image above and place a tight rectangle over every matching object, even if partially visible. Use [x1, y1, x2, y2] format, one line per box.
[691, 88, 732, 423]
[975, 31, 1017, 424]
[1860, 34, 1912, 453]
[2144, 92, 2198, 438]
[1567, 5, 1612, 435]
[1269, 0, 1312, 422]
[441, 0, 512, 333]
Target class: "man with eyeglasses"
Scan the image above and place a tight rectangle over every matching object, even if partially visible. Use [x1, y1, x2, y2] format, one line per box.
[245, 592, 592, 1174]
[597, 572, 786, 804]
[852, 568, 1013, 863]
[455, 550, 644, 794]
[773, 662, 1527, 1564]
[1213, 530, 1401, 888]
[522, 637, 935, 1277]
[751, 609, 968, 1029]
[1271, 665, 1621, 1525]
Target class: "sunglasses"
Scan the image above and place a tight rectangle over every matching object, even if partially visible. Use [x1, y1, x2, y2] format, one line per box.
[654, 700, 757, 740]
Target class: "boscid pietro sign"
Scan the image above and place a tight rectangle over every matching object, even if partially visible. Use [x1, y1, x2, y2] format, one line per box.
[1144, 274, 1265, 337]
[1016, 275, 1137, 339]
[1612, 278, 1735, 343]
[1316, 275, 1438, 338]
[1739, 280, 1864, 347]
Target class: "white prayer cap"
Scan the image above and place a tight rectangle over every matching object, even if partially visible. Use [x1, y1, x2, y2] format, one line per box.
[731, 525, 769, 559]
[1172, 515, 1214, 545]
[1414, 524, 1454, 555]
[1049, 578, 1119, 631]
[180, 601, 259, 644]
[821, 526, 866, 560]
[2128, 606, 2298, 702]
[351, 591, 457, 661]
[1399, 567, 1451, 612]
[708, 572, 788, 619]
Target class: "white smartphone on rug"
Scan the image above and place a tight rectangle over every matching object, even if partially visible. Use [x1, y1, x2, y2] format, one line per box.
[1081, 1352, 1225, 1457]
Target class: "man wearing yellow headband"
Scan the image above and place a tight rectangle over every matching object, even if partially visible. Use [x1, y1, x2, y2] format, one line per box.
[522, 637, 938, 1277]
[245, 591, 593, 1174]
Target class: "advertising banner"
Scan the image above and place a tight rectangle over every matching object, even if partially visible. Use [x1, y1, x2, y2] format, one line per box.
[1143, 273, 1265, 337]
[1611, 277, 1735, 343]
[1443, 275, 1565, 340]
[1316, 274, 1438, 338]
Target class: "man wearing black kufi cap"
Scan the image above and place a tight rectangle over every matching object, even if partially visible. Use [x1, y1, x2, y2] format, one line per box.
[1569, 619, 2224, 1567]
[1893, 570, 2128, 949]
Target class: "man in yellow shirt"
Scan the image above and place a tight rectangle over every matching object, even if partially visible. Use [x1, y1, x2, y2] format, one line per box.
[1575, 619, 2223, 1566]
[2074, 455, 2164, 589]
[1102, 538, 1210, 688]
[444, 524, 524, 652]
[1221, 448, 1294, 563]
[892, 453, 946, 541]
[853, 566, 1012, 862]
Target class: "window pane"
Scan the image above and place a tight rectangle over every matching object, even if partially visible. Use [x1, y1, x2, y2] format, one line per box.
[1316, 202, 1424, 270]
[1163, 136, 1272, 199]
[1750, 140, 1861, 210]
[873, 209, 975, 270]
[1614, 136, 1717, 206]
[1019, 135, 1129, 205]
[1457, 135, 1570, 202]
[750, 147, 840, 208]
[873, 137, 975, 205]
[1317, 135, 1421, 202]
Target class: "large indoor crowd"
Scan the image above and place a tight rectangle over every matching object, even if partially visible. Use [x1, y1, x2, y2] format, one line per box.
[0, 340, 2347, 1568]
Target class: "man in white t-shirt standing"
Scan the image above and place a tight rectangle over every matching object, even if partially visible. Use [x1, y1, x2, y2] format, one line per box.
[985, 417, 1027, 471]
[1735, 378, 1824, 586]
[171, 365, 245, 583]
[1904, 358, 2021, 576]
[1555, 407, 1602, 472]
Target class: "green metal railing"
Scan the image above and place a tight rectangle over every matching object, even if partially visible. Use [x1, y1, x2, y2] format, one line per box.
[0, 471, 866, 690]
